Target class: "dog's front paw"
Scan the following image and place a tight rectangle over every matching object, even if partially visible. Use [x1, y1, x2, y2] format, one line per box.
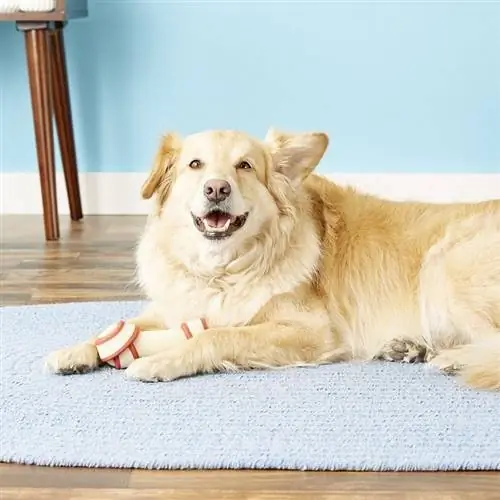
[125, 353, 188, 383]
[45, 343, 100, 375]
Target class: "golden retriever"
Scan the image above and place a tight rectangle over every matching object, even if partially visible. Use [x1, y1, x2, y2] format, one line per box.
[45, 128, 500, 390]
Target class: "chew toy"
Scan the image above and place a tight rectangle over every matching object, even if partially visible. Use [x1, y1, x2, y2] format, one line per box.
[93, 319, 208, 369]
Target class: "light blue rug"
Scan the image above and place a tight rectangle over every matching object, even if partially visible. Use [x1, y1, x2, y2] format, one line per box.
[1, 301, 500, 471]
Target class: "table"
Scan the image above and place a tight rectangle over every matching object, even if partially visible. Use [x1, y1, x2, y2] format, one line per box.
[0, 0, 88, 240]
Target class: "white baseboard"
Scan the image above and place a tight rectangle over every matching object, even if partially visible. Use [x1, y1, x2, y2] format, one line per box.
[1, 172, 499, 215]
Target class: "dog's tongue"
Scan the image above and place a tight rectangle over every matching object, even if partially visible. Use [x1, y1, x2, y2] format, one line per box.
[205, 212, 231, 229]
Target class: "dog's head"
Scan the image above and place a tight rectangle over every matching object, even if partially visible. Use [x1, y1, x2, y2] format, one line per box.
[141, 128, 328, 251]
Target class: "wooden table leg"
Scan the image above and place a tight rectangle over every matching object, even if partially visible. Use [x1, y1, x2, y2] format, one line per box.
[50, 21, 83, 221]
[20, 22, 60, 241]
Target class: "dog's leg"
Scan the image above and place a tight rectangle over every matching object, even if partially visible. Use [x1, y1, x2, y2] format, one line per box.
[417, 212, 500, 389]
[419, 212, 500, 349]
[125, 322, 345, 382]
[45, 306, 166, 375]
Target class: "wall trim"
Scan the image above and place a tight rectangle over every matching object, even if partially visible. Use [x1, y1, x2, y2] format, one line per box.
[1, 172, 499, 215]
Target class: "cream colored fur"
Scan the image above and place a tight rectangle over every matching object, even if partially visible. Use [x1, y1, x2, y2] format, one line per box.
[45, 128, 500, 391]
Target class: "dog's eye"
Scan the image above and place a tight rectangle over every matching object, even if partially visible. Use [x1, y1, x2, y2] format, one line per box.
[189, 159, 203, 169]
[236, 161, 252, 170]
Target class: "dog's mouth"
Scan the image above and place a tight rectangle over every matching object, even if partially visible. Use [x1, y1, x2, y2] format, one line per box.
[191, 210, 248, 240]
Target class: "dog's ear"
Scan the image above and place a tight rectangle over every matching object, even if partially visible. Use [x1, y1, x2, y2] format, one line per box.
[265, 128, 329, 185]
[141, 133, 181, 201]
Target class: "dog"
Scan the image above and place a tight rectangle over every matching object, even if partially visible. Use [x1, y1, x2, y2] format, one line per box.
[45, 128, 500, 390]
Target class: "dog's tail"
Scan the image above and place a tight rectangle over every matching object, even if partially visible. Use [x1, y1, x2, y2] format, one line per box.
[440, 336, 500, 391]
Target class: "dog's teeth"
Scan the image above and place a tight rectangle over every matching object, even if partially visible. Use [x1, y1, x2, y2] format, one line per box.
[202, 217, 232, 232]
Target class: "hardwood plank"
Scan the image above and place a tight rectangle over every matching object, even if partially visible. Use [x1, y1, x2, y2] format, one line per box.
[0, 216, 142, 306]
[16, 256, 136, 270]
[4, 268, 135, 283]
[0, 464, 130, 488]
[129, 470, 500, 492]
[0, 249, 79, 260]
[1, 487, 499, 500]
[0, 293, 34, 306]
[31, 287, 142, 300]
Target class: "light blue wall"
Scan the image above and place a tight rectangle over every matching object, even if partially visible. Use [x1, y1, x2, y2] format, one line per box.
[0, 0, 499, 174]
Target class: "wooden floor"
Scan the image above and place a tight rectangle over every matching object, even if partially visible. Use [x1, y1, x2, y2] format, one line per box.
[1, 215, 499, 499]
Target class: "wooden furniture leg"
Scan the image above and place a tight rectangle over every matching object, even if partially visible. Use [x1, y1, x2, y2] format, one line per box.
[22, 23, 60, 241]
[50, 21, 83, 221]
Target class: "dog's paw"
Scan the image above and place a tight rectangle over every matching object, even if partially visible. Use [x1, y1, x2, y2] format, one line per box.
[429, 344, 500, 390]
[125, 353, 187, 383]
[45, 343, 100, 375]
[429, 345, 475, 375]
[375, 338, 433, 364]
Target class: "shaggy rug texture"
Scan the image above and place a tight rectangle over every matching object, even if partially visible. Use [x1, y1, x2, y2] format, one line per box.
[1, 301, 499, 470]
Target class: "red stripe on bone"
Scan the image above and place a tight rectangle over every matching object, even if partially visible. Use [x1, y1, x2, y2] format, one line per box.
[129, 343, 139, 360]
[180, 323, 193, 339]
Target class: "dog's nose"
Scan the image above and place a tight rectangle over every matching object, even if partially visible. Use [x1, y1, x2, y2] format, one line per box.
[204, 179, 231, 203]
